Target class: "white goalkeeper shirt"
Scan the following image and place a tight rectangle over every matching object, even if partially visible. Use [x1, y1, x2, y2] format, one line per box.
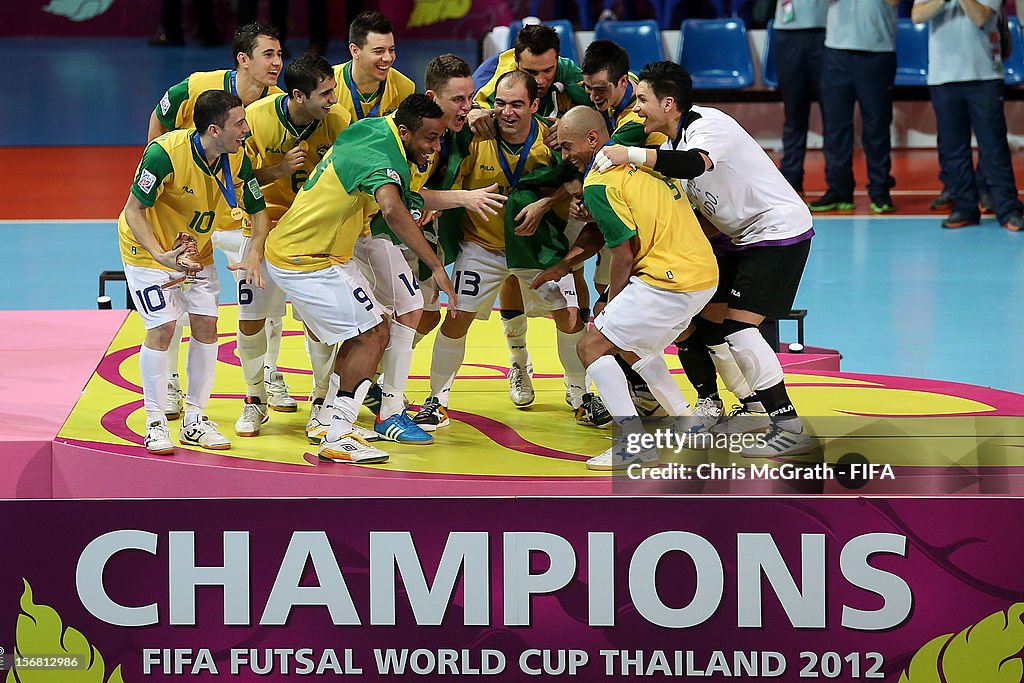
[663, 105, 813, 248]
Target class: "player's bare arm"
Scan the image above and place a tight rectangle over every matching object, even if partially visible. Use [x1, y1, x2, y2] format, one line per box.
[122, 194, 186, 271]
[375, 183, 459, 314]
[227, 210, 269, 288]
[420, 183, 507, 218]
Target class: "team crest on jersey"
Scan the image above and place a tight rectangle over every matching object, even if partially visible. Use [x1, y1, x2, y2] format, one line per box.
[385, 168, 402, 185]
[159, 92, 171, 116]
[317, 144, 330, 159]
[138, 169, 158, 194]
[247, 178, 263, 200]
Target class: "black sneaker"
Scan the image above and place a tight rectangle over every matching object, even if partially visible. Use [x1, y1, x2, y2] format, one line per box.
[1003, 214, 1023, 232]
[870, 193, 895, 214]
[574, 393, 613, 427]
[412, 397, 449, 431]
[941, 211, 980, 229]
[808, 192, 854, 212]
[930, 191, 953, 211]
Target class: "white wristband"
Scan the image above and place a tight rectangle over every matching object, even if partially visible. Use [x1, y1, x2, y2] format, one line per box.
[627, 147, 647, 166]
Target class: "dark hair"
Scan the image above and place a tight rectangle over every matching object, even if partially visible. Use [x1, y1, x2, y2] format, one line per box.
[194, 90, 244, 132]
[513, 24, 560, 59]
[233, 22, 279, 65]
[637, 61, 693, 113]
[424, 54, 473, 93]
[349, 10, 393, 48]
[495, 70, 539, 103]
[394, 93, 445, 133]
[582, 39, 630, 82]
[556, 160, 584, 185]
[284, 53, 334, 97]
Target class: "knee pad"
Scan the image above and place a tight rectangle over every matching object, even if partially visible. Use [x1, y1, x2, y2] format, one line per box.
[724, 326, 784, 392]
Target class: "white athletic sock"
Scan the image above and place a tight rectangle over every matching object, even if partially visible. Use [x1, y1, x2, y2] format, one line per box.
[140, 344, 168, 423]
[184, 338, 218, 421]
[166, 318, 185, 377]
[725, 327, 785, 392]
[428, 332, 467, 408]
[326, 378, 372, 441]
[632, 354, 692, 417]
[501, 314, 530, 368]
[305, 336, 336, 401]
[379, 321, 415, 420]
[556, 328, 587, 396]
[708, 342, 753, 401]
[586, 355, 638, 418]
[236, 328, 268, 401]
[264, 316, 283, 373]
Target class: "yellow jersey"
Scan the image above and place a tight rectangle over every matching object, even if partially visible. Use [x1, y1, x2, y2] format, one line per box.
[332, 62, 415, 121]
[155, 69, 283, 131]
[266, 116, 413, 272]
[244, 94, 352, 223]
[453, 118, 563, 252]
[583, 163, 717, 293]
[606, 77, 668, 147]
[118, 129, 266, 270]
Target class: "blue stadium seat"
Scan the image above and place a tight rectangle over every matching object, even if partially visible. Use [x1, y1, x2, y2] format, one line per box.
[762, 19, 777, 89]
[894, 18, 928, 87]
[508, 19, 579, 64]
[677, 19, 755, 89]
[594, 20, 665, 71]
[1005, 16, 1024, 85]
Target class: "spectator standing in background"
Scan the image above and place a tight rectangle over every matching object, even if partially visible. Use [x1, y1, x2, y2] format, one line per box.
[773, 0, 828, 195]
[237, 1, 330, 56]
[809, 0, 898, 214]
[912, 0, 1023, 230]
[149, 0, 223, 47]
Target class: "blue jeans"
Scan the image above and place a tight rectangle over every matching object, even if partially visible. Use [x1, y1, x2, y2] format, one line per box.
[931, 79, 1022, 223]
[820, 48, 896, 199]
[776, 28, 826, 191]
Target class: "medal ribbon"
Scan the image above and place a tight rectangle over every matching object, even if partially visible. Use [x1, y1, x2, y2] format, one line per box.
[193, 132, 238, 211]
[497, 117, 538, 189]
[602, 82, 634, 136]
[345, 62, 386, 120]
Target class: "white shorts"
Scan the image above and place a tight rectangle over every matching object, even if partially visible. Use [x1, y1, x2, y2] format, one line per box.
[401, 247, 441, 313]
[594, 245, 611, 287]
[353, 235, 423, 317]
[124, 262, 220, 330]
[452, 240, 578, 318]
[211, 227, 245, 266]
[595, 277, 715, 358]
[268, 261, 384, 346]
[236, 236, 287, 321]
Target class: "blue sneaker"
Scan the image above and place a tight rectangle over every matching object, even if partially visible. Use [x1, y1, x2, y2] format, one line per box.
[375, 411, 434, 444]
[363, 382, 382, 415]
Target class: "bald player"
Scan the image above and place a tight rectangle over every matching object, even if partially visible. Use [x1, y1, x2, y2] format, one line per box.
[555, 106, 718, 470]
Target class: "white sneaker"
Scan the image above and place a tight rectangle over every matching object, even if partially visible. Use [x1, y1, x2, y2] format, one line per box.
[165, 374, 184, 420]
[586, 443, 659, 471]
[508, 362, 535, 407]
[306, 399, 330, 443]
[265, 369, 298, 412]
[145, 421, 175, 455]
[693, 396, 724, 430]
[180, 416, 231, 450]
[711, 405, 771, 435]
[318, 433, 390, 464]
[306, 400, 380, 443]
[234, 396, 269, 437]
[741, 423, 815, 457]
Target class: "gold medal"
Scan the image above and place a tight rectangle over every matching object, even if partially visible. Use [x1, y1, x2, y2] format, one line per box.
[298, 140, 309, 152]
[231, 207, 244, 221]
